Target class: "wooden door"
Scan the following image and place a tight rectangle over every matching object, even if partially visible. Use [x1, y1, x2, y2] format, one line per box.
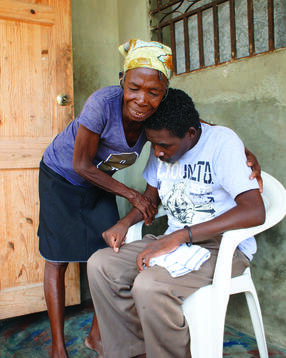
[0, 0, 80, 319]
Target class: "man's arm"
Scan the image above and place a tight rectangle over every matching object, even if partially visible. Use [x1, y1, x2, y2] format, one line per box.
[136, 189, 265, 271]
[184, 189, 265, 242]
[102, 184, 160, 252]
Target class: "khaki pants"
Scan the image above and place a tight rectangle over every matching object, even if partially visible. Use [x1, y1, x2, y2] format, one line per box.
[87, 234, 250, 358]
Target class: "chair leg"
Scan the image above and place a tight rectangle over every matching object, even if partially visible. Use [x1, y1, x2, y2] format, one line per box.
[245, 290, 269, 358]
[182, 286, 227, 358]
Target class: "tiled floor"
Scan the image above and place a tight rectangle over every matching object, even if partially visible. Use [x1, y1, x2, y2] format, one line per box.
[1, 301, 286, 357]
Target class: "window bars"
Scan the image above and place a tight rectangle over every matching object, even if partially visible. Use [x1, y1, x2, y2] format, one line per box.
[150, 0, 286, 75]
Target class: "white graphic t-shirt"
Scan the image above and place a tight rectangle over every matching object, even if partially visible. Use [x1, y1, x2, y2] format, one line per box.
[143, 123, 259, 260]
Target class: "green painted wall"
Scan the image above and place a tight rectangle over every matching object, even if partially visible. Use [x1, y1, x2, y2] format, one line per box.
[71, 0, 120, 116]
[117, 0, 150, 43]
[71, 0, 286, 349]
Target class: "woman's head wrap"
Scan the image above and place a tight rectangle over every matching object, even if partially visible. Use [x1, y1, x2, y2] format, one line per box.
[118, 39, 173, 80]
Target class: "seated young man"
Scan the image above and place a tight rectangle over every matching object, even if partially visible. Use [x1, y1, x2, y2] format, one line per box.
[87, 88, 265, 358]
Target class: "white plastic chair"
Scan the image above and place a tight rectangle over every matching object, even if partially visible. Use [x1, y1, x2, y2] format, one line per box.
[125, 171, 286, 358]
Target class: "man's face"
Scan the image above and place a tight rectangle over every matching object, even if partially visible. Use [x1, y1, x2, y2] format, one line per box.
[122, 68, 168, 123]
[145, 127, 193, 163]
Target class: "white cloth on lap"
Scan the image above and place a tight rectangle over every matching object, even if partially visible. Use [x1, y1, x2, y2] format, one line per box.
[149, 243, 211, 278]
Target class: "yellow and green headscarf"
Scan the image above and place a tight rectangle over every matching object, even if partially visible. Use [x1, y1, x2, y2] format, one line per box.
[119, 39, 173, 80]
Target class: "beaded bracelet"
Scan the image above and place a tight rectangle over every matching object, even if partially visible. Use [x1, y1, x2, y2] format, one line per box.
[184, 225, 193, 247]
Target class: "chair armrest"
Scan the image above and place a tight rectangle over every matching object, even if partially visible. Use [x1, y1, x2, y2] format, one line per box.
[125, 206, 166, 244]
[125, 221, 144, 243]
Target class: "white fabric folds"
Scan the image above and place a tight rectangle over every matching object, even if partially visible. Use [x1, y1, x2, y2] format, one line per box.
[149, 244, 211, 278]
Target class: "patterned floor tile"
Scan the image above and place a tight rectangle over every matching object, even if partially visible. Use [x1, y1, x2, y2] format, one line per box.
[1, 301, 285, 357]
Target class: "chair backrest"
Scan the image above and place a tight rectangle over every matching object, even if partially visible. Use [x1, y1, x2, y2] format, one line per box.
[260, 171, 286, 228]
[221, 171, 286, 246]
[213, 171, 286, 286]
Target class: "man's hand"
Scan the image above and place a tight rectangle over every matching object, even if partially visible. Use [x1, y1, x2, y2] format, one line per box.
[102, 222, 129, 252]
[136, 232, 184, 271]
[245, 148, 263, 192]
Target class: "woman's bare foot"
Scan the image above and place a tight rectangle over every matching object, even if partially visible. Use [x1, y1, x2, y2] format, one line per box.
[50, 345, 69, 358]
[85, 336, 103, 355]
[85, 312, 103, 355]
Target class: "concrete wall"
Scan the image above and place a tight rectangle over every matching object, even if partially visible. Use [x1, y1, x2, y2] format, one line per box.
[71, 0, 120, 116]
[70, 0, 286, 348]
[117, 0, 150, 44]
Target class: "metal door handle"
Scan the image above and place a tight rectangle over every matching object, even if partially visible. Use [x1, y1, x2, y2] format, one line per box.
[56, 94, 71, 106]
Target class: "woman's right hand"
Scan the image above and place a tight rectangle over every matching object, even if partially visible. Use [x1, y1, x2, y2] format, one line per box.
[128, 189, 158, 226]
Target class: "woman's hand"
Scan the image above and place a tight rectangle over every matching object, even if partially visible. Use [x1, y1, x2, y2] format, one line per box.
[73, 125, 159, 220]
[245, 148, 263, 192]
[200, 120, 263, 193]
[102, 222, 129, 252]
[128, 189, 158, 226]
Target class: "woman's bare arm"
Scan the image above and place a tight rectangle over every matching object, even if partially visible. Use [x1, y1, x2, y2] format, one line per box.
[73, 124, 157, 223]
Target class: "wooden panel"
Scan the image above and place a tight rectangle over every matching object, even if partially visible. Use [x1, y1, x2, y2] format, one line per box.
[0, 20, 56, 137]
[0, 0, 55, 25]
[54, 0, 74, 133]
[0, 169, 80, 318]
[0, 138, 53, 169]
[0, 0, 79, 319]
[0, 284, 47, 318]
[0, 170, 42, 290]
[0, 263, 80, 319]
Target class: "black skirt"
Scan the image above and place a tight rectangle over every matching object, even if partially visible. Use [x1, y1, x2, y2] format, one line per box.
[38, 160, 119, 262]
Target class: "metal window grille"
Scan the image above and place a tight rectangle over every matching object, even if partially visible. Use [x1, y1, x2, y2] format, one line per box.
[150, 0, 286, 75]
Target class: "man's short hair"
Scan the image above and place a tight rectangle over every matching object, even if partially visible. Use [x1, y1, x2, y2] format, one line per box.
[144, 88, 201, 138]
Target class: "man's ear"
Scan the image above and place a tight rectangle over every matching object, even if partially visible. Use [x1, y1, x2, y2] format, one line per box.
[188, 127, 197, 138]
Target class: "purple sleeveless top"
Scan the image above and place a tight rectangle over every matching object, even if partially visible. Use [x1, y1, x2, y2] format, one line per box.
[43, 86, 147, 187]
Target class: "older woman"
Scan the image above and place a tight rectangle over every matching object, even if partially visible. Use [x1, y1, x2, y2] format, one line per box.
[38, 39, 172, 358]
[38, 39, 261, 357]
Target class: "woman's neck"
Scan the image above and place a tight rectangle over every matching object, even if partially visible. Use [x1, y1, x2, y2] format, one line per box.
[122, 117, 144, 147]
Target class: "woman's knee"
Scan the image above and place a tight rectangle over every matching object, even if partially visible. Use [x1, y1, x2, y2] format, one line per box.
[44, 260, 68, 276]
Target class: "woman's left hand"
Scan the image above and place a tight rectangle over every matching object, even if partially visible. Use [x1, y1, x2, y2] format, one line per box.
[245, 148, 263, 192]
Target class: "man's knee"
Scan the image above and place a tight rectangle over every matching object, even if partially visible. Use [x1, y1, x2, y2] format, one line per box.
[132, 268, 162, 302]
[87, 248, 111, 278]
